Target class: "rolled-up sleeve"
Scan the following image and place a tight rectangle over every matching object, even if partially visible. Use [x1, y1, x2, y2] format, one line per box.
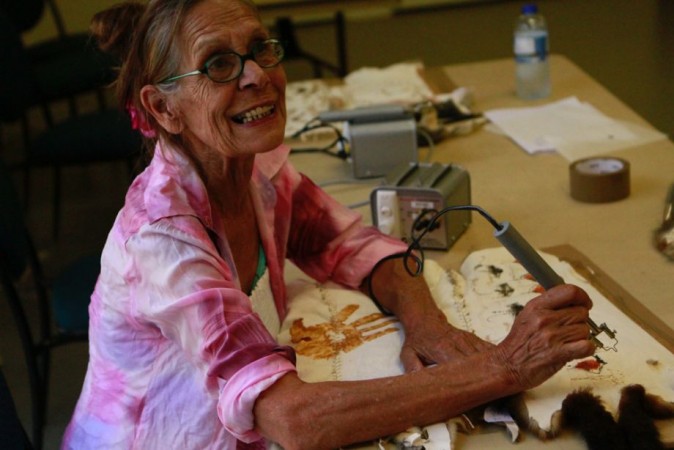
[127, 217, 296, 441]
[219, 350, 294, 441]
[286, 173, 408, 289]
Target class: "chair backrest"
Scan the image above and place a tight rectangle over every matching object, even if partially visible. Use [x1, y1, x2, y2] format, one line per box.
[0, 160, 30, 281]
[0, 10, 40, 123]
[44, 0, 67, 37]
[0, 0, 73, 39]
[0, 0, 45, 33]
[0, 157, 87, 450]
[0, 366, 34, 450]
[0, 157, 51, 346]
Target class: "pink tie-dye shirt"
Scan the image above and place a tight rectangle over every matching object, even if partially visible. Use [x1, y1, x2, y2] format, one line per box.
[62, 141, 408, 449]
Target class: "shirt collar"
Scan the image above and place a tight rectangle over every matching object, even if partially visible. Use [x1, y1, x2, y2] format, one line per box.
[143, 141, 291, 230]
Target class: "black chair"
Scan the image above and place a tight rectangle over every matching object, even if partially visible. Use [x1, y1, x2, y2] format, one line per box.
[0, 157, 97, 450]
[275, 12, 348, 78]
[0, 0, 116, 120]
[25, 108, 143, 239]
[0, 9, 142, 239]
[0, 366, 33, 450]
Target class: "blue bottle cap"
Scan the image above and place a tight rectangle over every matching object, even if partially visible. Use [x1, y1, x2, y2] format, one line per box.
[521, 3, 538, 14]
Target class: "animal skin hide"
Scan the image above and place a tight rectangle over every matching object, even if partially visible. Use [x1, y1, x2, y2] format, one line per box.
[553, 385, 674, 450]
[278, 253, 674, 449]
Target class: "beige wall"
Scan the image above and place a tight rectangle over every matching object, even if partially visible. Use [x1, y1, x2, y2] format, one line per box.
[23, 0, 674, 137]
[24, 0, 123, 43]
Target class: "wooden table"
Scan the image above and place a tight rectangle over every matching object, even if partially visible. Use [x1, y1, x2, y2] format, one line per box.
[288, 54, 674, 448]
[434, 55, 674, 337]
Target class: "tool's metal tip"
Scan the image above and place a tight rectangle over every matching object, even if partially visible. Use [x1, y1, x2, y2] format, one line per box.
[655, 183, 674, 260]
[655, 226, 674, 260]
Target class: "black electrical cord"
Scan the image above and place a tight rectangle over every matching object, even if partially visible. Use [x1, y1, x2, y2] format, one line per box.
[290, 116, 321, 139]
[366, 251, 422, 315]
[289, 118, 349, 160]
[410, 208, 440, 239]
[366, 205, 503, 315]
[406, 204, 502, 275]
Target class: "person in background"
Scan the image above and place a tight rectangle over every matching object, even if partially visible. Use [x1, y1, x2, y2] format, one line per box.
[62, 1, 595, 449]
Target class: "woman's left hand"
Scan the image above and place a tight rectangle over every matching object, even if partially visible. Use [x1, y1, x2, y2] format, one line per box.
[365, 257, 494, 372]
[399, 312, 494, 372]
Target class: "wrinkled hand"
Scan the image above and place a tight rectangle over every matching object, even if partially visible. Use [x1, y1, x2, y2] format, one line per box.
[366, 257, 497, 372]
[492, 284, 596, 391]
[400, 311, 494, 372]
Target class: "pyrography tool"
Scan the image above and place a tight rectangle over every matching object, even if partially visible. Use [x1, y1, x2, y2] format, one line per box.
[404, 205, 619, 352]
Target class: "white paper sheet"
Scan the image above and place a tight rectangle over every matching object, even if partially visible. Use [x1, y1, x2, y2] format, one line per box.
[484, 97, 667, 161]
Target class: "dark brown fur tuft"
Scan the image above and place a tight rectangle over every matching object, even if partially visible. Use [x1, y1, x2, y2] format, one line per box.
[561, 389, 629, 450]
[618, 384, 666, 450]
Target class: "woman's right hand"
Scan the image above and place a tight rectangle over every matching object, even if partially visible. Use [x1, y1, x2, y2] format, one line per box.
[491, 284, 596, 391]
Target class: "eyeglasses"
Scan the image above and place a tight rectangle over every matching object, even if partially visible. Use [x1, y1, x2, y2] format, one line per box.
[159, 39, 285, 85]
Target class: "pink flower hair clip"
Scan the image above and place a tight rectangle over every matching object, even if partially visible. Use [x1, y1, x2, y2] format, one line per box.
[126, 103, 157, 138]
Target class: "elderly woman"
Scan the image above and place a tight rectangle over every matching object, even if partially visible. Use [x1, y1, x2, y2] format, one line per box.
[63, 1, 595, 449]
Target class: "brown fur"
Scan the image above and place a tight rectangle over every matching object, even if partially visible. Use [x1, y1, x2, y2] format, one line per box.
[618, 384, 668, 450]
[560, 389, 629, 450]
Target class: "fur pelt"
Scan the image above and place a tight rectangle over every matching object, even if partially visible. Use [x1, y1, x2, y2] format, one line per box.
[524, 385, 674, 450]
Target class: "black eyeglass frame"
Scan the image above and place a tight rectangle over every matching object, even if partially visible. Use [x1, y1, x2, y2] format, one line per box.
[159, 38, 285, 85]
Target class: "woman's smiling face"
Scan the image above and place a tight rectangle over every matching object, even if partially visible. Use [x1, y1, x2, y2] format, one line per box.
[169, 0, 287, 159]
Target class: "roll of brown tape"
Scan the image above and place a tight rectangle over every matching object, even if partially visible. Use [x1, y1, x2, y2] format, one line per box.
[569, 157, 630, 203]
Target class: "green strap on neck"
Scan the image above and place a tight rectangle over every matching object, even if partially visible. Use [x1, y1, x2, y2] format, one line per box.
[250, 244, 266, 293]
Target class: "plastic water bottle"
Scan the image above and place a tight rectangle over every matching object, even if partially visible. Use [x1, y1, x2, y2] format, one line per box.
[514, 3, 550, 99]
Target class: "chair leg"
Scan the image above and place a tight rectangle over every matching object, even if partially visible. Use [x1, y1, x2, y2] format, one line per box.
[8, 330, 45, 450]
[24, 343, 46, 450]
[23, 427, 35, 450]
[20, 114, 33, 210]
[311, 61, 323, 79]
[28, 348, 51, 450]
[0, 367, 36, 450]
[45, 0, 68, 38]
[31, 381, 45, 450]
[334, 11, 348, 77]
[37, 349, 51, 450]
[67, 96, 79, 117]
[23, 165, 31, 213]
[276, 15, 347, 78]
[1, 279, 43, 449]
[96, 88, 108, 111]
[40, 104, 55, 128]
[52, 166, 61, 240]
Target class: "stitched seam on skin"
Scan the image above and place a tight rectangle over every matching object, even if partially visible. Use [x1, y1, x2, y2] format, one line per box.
[448, 269, 473, 333]
[318, 283, 342, 381]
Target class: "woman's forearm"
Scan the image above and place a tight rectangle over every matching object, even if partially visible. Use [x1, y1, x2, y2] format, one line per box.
[255, 258, 594, 449]
[255, 280, 595, 450]
[254, 349, 519, 450]
[363, 257, 443, 329]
